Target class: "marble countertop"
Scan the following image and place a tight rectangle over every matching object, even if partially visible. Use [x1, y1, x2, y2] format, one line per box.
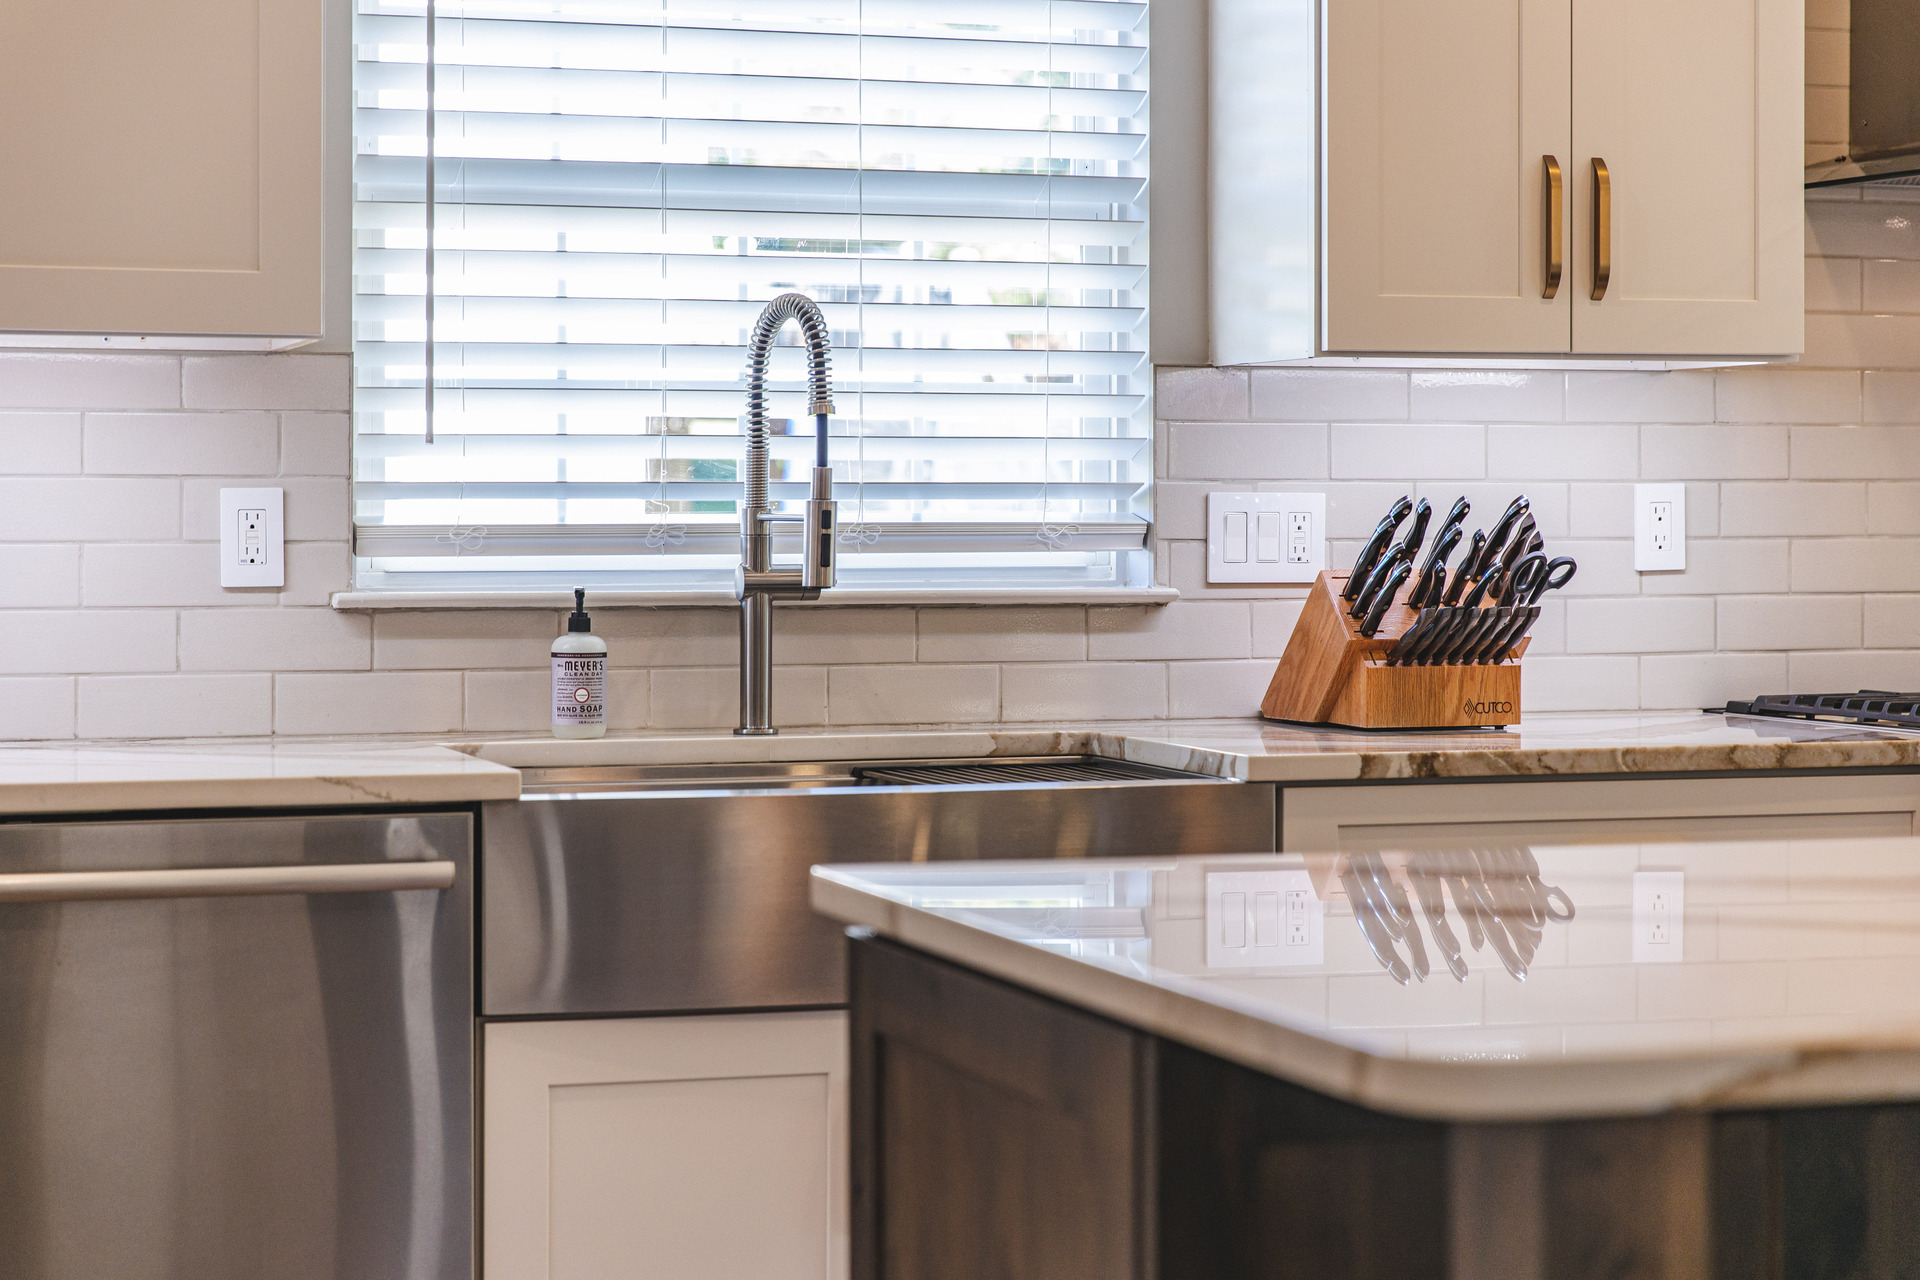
[0, 741, 520, 816]
[465, 710, 1920, 783]
[812, 837, 1920, 1121]
[0, 709, 1912, 817]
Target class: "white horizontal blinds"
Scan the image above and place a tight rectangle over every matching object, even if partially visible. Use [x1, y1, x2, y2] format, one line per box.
[352, 0, 1149, 584]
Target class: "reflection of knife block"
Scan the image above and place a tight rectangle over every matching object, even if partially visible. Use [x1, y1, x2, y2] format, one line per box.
[1259, 572, 1526, 729]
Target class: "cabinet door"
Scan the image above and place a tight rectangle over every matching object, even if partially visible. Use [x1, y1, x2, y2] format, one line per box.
[485, 1012, 848, 1280]
[1570, 0, 1802, 355]
[0, 0, 322, 342]
[1323, 0, 1572, 355]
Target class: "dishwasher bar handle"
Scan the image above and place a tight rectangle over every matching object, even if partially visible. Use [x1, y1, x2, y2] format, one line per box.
[0, 860, 457, 904]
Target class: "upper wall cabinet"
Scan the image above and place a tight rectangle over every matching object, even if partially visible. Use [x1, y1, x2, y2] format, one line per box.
[1211, 0, 1804, 363]
[0, 0, 323, 349]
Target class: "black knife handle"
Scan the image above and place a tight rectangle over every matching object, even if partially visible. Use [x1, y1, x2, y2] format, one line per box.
[1344, 520, 1397, 601]
[1358, 563, 1412, 637]
[1396, 498, 1432, 561]
[1473, 496, 1530, 580]
[1350, 544, 1410, 618]
[1443, 531, 1486, 604]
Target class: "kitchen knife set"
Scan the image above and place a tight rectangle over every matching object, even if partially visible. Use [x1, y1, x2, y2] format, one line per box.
[1341, 493, 1577, 664]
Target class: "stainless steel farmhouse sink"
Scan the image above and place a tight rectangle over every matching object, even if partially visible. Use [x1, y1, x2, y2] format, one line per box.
[483, 757, 1277, 1017]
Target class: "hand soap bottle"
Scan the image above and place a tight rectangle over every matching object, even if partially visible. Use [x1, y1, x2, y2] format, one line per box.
[551, 588, 607, 739]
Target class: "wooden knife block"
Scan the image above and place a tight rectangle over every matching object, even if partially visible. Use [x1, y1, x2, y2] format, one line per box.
[1259, 572, 1526, 729]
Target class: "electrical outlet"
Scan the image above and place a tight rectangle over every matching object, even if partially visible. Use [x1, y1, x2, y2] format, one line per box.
[1634, 483, 1686, 572]
[1207, 492, 1326, 584]
[1632, 870, 1685, 963]
[219, 487, 285, 588]
[1206, 869, 1324, 967]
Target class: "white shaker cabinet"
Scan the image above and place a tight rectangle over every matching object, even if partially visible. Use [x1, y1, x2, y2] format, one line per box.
[0, 0, 323, 347]
[1213, 0, 1804, 363]
[484, 1012, 849, 1280]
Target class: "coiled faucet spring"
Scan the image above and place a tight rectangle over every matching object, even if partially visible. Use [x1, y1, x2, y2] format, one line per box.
[742, 293, 835, 511]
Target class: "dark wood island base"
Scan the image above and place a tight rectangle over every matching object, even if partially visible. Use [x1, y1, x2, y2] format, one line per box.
[851, 935, 1920, 1280]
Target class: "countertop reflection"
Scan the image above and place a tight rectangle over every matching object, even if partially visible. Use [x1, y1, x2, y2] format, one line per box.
[812, 836, 1920, 1120]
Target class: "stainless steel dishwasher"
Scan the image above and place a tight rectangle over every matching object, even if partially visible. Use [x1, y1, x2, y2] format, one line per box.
[483, 757, 1275, 1016]
[0, 811, 473, 1280]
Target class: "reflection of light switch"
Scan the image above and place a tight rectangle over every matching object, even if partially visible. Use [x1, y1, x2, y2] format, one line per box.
[1255, 512, 1282, 563]
[1207, 869, 1323, 967]
[1223, 510, 1248, 563]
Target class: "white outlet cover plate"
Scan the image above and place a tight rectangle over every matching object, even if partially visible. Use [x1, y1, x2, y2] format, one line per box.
[1205, 869, 1325, 968]
[1633, 482, 1687, 572]
[219, 486, 285, 588]
[1207, 491, 1326, 584]
[1631, 870, 1685, 963]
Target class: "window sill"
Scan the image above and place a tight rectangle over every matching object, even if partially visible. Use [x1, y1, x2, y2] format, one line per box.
[330, 586, 1182, 610]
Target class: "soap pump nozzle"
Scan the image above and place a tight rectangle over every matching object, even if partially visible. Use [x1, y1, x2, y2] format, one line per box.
[567, 587, 592, 633]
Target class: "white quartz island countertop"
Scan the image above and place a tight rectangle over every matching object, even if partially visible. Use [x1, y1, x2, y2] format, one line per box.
[0, 741, 521, 815]
[812, 838, 1920, 1122]
[465, 709, 1920, 781]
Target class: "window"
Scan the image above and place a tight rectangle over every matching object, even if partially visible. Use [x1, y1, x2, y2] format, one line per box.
[350, 0, 1151, 595]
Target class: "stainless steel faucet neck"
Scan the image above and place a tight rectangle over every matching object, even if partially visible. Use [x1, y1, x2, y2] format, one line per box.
[736, 293, 837, 736]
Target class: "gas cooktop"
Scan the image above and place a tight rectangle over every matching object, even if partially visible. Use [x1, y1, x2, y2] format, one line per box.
[1723, 691, 1920, 731]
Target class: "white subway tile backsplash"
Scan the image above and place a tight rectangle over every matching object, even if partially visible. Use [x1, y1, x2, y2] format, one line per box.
[0, 413, 83, 473]
[373, 610, 556, 670]
[181, 608, 372, 671]
[0, 353, 179, 411]
[1090, 601, 1251, 660]
[829, 664, 998, 725]
[1316, 482, 1417, 538]
[280, 413, 351, 476]
[1418, 482, 1571, 538]
[0, 610, 176, 673]
[1167, 422, 1329, 479]
[1156, 367, 1249, 420]
[1565, 371, 1714, 424]
[1639, 538, 1789, 595]
[279, 541, 351, 607]
[919, 606, 1088, 663]
[1806, 256, 1863, 312]
[182, 354, 350, 411]
[1488, 424, 1638, 480]
[1251, 599, 1306, 657]
[465, 667, 651, 731]
[1806, 200, 1920, 259]
[83, 543, 247, 607]
[598, 608, 736, 666]
[1865, 596, 1920, 647]
[1151, 481, 1210, 540]
[84, 413, 277, 476]
[0, 677, 75, 739]
[1167, 660, 1272, 718]
[1520, 655, 1641, 710]
[772, 606, 916, 665]
[1789, 649, 1920, 692]
[1642, 424, 1789, 479]
[1001, 662, 1166, 721]
[1409, 370, 1564, 422]
[1716, 369, 1860, 423]
[0, 477, 178, 541]
[651, 666, 825, 730]
[1567, 598, 1715, 653]
[1791, 538, 1920, 592]
[1329, 423, 1485, 480]
[1863, 372, 1920, 423]
[1718, 481, 1867, 535]
[77, 674, 272, 738]
[275, 671, 464, 735]
[1251, 369, 1409, 421]
[1568, 483, 1718, 538]
[1639, 653, 1789, 710]
[1716, 595, 1863, 649]
[1792, 425, 1920, 478]
[1804, 311, 1920, 370]
[2, 545, 81, 608]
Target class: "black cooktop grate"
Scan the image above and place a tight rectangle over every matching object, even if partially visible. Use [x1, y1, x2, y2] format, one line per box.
[852, 757, 1181, 787]
[1723, 690, 1920, 729]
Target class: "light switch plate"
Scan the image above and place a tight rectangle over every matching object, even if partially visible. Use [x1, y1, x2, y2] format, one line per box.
[219, 487, 285, 588]
[1634, 483, 1686, 572]
[1207, 492, 1325, 584]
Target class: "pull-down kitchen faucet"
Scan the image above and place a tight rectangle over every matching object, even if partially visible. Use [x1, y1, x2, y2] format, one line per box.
[735, 293, 837, 735]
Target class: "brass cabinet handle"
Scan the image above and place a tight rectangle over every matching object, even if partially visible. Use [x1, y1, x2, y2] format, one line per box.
[1590, 157, 1611, 301]
[1542, 155, 1563, 299]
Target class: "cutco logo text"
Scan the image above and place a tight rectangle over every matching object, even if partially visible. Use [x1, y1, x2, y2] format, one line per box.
[1462, 698, 1514, 716]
